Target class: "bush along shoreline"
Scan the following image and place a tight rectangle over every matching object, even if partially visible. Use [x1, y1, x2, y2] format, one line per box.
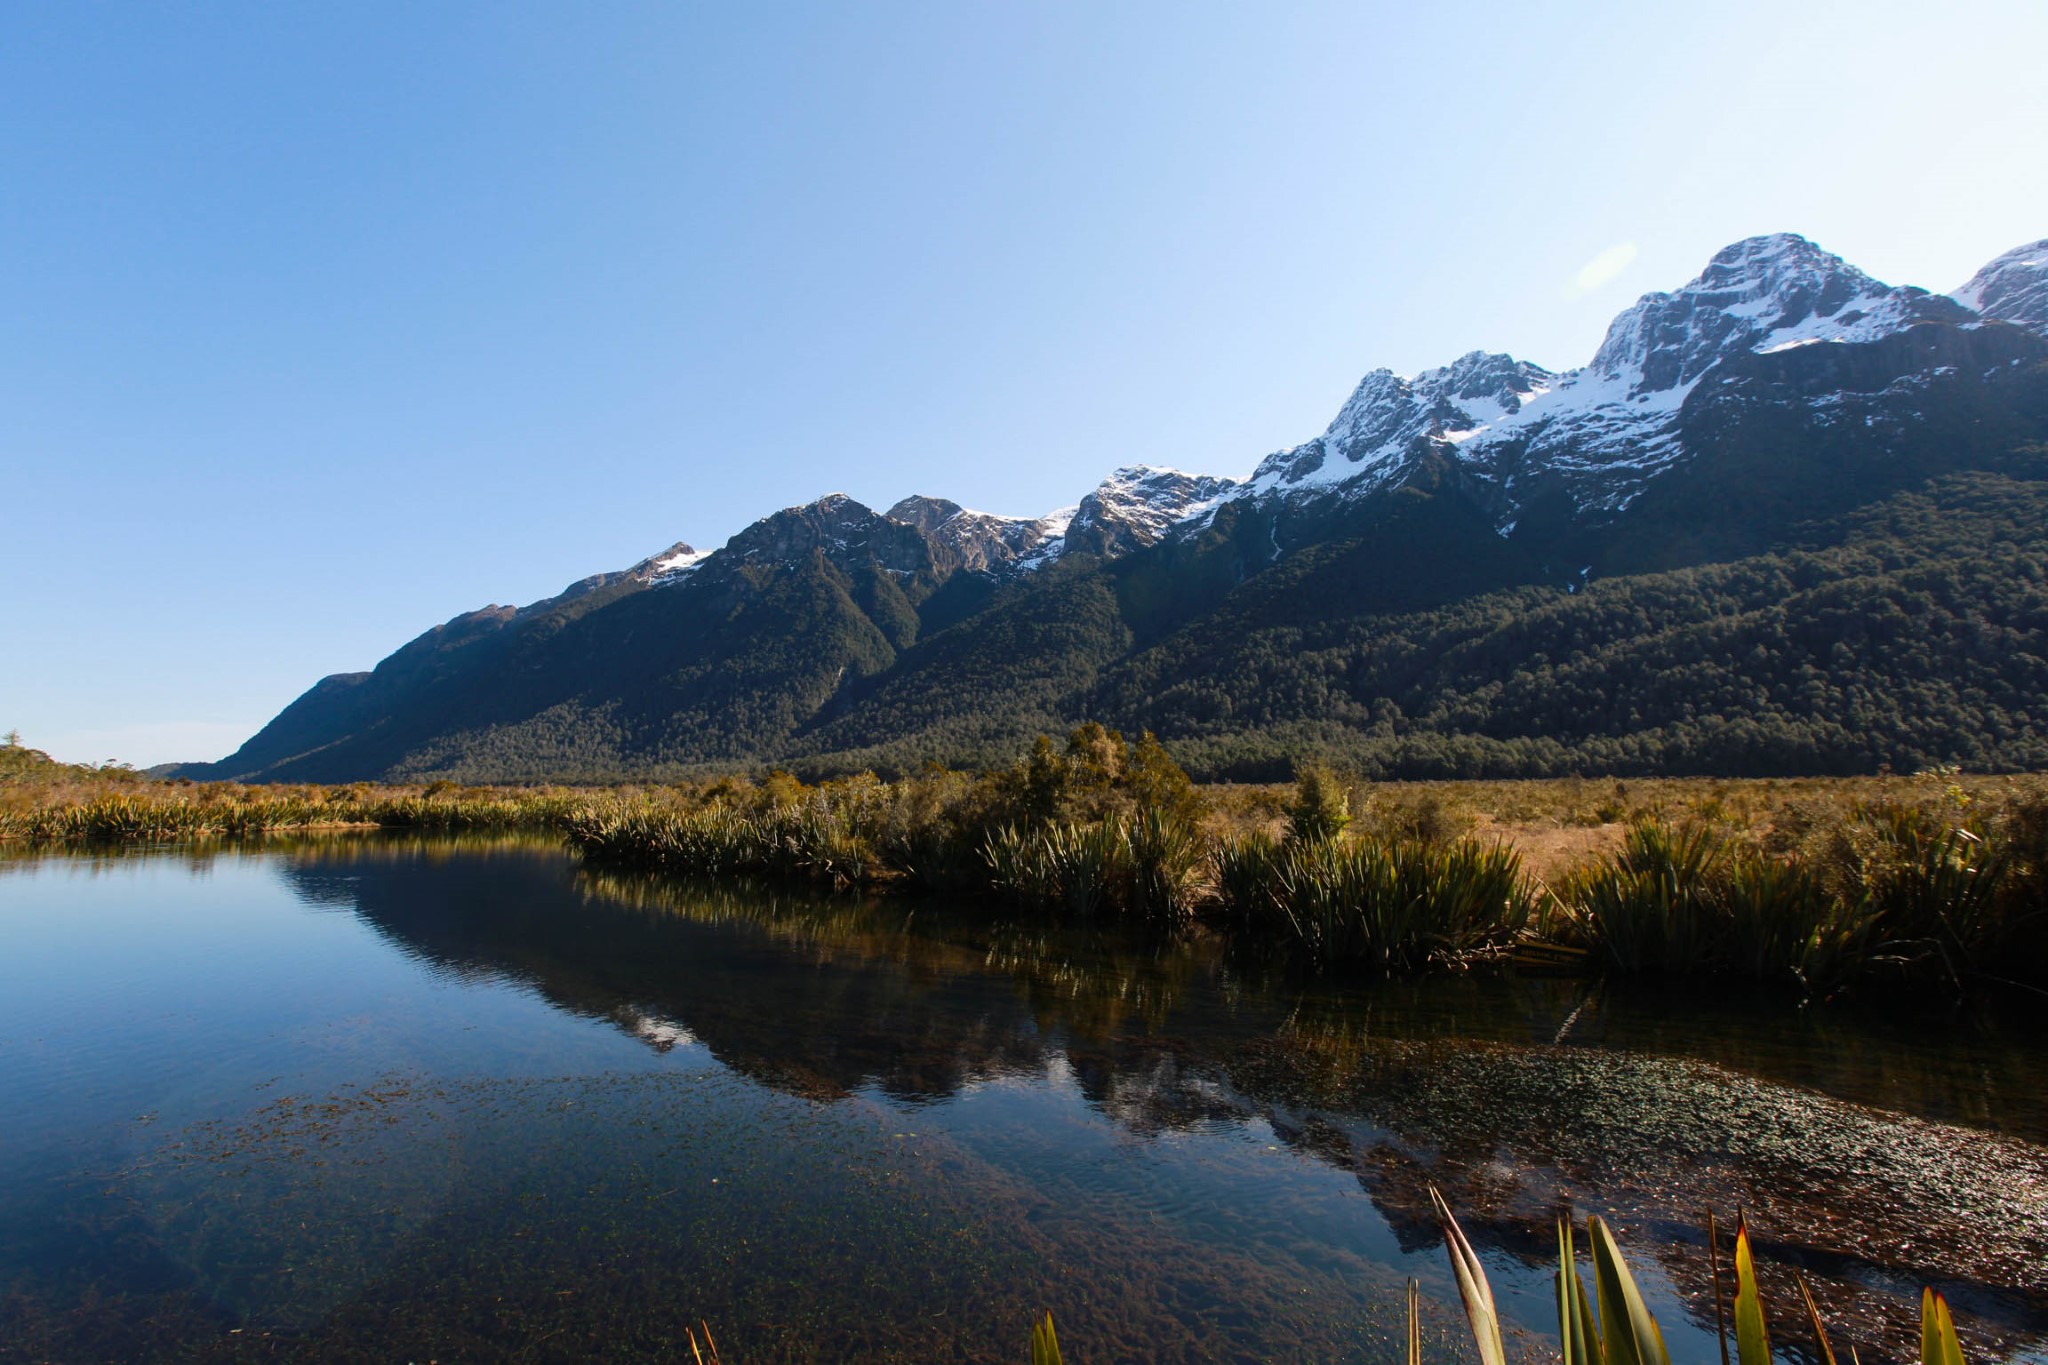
[6, 728, 2045, 1001]
[560, 728, 2048, 1001]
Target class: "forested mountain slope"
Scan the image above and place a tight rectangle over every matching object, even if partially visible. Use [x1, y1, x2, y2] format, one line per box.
[180, 235, 2048, 783]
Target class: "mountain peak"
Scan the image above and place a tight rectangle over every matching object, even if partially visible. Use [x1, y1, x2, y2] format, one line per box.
[1240, 351, 1554, 500]
[1700, 231, 1842, 279]
[1058, 466, 1240, 558]
[667, 493, 933, 584]
[883, 495, 1061, 573]
[1230, 231, 1999, 532]
[628, 541, 709, 584]
[1953, 238, 2048, 334]
[882, 495, 966, 534]
[1586, 233, 1964, 395]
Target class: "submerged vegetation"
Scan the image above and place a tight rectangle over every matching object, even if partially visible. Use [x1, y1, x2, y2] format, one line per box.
[7, 728, 2045, 999]
[1047, 1199, 1987, 1365]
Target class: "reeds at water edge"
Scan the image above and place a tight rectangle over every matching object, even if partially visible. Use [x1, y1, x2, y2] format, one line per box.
[9, 745, 2044, 1000]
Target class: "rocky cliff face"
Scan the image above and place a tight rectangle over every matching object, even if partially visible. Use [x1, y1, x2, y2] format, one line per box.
[1038, 467, 1240, 560]
[881, 495, 1062, 574]
[707, 494, 937, 582]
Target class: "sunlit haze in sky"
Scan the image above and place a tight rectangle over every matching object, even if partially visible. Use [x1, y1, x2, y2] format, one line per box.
[5, 1, 2046, 765]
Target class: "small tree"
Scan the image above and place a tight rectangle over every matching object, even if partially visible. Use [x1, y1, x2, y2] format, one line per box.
[1018, 735, 1070, 823]
[1287, 764, 1351, 844]
[1126, 731, 1203, 823]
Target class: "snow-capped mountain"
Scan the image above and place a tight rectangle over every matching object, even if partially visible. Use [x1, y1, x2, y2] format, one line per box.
[607, 467, 1241, 595]
[1026, 467, 1239, 562]
[882, 495, 1065, 573]
[184, 230, 2048, 786]
[630, 542, 709, 583]
[1954, 239, 2048, 335]
[1237, 351, 1556, 501]
[1229, 233, 1977, 528]
[604, 233, 2036, 588]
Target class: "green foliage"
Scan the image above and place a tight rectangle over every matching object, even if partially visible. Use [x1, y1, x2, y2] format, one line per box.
[1587, 1214, 1671, 1365]
[1285, 764, 1351, 843]
[1923, 1288, 1967, 1365]
[1556, 1219, 1600, 1365]
[1436, 1203, 1971, 1365]
[11, 734, 2045, 999]
[1126, 806, 1207, 919]
[0, 734, 145, 786]
[1733, 1219, 1769, 1365]
[1254, 835, 1528, 971]
[1028, 819, 1128, 916]
[1561, 823, 1734, 975]
[1096, 470, 2048, 783]
[1542, 803, 2047, 994]
[1430, 1188, 1508, 1365]
[565, 796, 877, 890]
[993, 724, 1212, 826]
[0, 778, 585, 846]
[1213, 831, 1285, 922]
[981, 812, 1203, 920]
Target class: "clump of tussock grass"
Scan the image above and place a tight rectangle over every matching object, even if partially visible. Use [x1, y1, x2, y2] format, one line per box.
[565, 795, 880, 890]
[1225, 834, 1529, 972]
[1543, 800, 2048, 994]
[981, 813, 1205, 920]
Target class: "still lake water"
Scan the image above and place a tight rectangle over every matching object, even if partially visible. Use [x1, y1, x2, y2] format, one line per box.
[2, 836, 2044, 1364]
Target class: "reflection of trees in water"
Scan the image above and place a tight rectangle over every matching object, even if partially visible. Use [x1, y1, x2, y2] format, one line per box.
[580, 864, 1214, 1044]
[281, 840, 2048, 1364]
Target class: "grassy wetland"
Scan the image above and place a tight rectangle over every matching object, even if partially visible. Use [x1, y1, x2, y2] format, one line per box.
[7, 734, 2048, 1359]
[9, 728, 2044, 1002]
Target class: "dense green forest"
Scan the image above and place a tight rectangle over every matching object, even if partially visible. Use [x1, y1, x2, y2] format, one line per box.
[1094, 465, 2048, 779]
[360, 462, 2047, 783]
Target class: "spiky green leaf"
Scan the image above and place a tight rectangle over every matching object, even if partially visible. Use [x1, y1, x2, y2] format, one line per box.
[1430, 1187, 1509, 1365]
[1558, 1218, 1601, 1365]
[1589, 1215, 1672, 1365]
[1922, 1289, 1965, 1365]
[1733, 1219, 1771, 1365]
[1031, 1310, 1063, 1365]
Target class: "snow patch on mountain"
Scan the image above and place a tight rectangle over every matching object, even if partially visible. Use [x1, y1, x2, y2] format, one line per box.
[647, 546, 710, 578]
[882, 495, 1062, 573]
[1229, 233, 1976, 526]
[1953, 239, 2048, 335]
[1019, 466, 1240, 568]
[616, 541, 709, 585]
[1239, 351, 1555, 501]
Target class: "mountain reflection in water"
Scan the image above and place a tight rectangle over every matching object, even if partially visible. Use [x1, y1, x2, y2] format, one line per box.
[3, 837, 2043, 1364]
[284, 840, 2048, 1362]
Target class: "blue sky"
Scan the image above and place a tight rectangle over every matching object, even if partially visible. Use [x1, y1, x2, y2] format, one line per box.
[4, 1, 2046, 766]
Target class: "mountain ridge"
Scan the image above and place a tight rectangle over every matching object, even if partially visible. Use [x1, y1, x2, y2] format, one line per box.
[179, 232, 2048, 783]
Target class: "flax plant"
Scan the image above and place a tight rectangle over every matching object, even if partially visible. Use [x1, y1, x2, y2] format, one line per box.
[1423, 1197, 1973, 1365]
